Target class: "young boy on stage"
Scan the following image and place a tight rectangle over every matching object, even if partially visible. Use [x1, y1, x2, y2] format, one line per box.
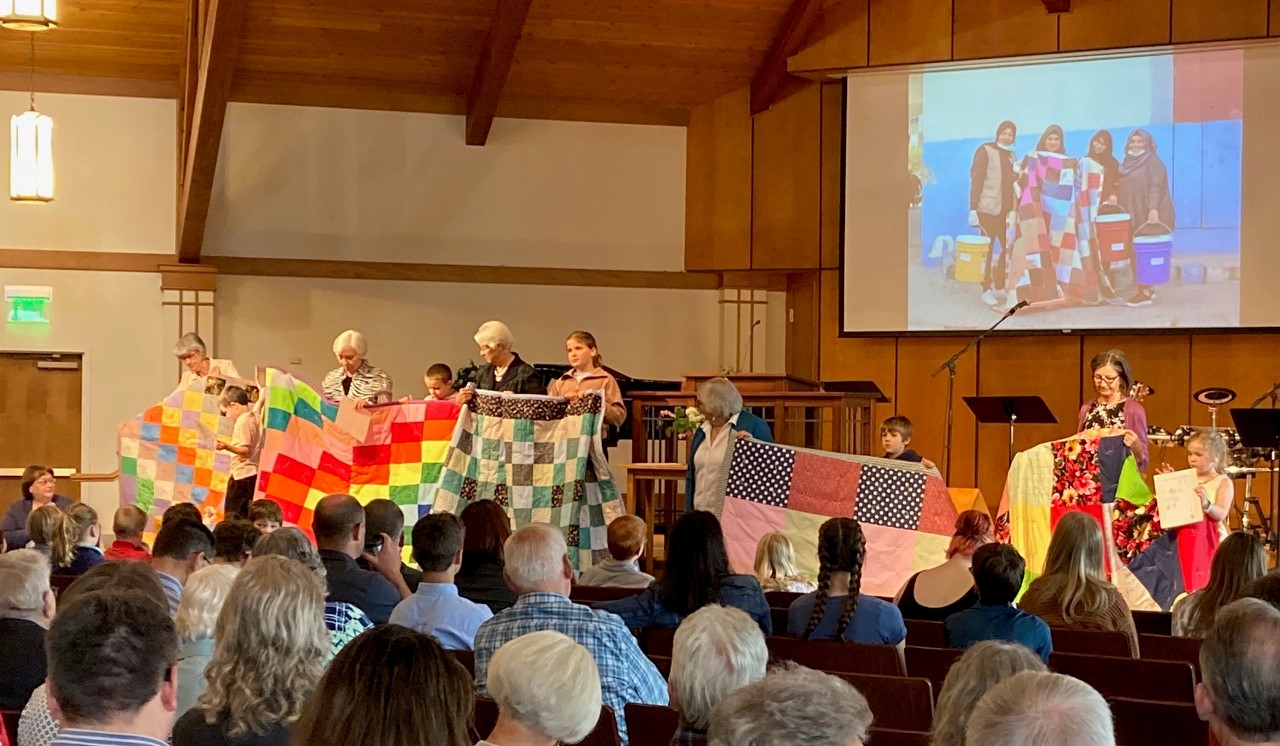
[881, 415, 939, 471]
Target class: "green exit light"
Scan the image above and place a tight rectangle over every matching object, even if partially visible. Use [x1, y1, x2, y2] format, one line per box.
[9, 296, 49, 323]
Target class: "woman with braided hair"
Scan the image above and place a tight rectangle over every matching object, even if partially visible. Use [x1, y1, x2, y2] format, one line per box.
[786, 518, 906, 652]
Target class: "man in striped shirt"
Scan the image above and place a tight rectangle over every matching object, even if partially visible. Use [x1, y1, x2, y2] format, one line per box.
[46, 589, 180, 746]
[149, 520, 214, 617]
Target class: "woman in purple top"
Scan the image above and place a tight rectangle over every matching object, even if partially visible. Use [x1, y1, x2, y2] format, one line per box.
[1078, 349, 1148, 470]
[1, 466, 75, 549]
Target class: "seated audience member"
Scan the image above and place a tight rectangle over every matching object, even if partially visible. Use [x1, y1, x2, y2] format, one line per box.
[173, 555, 328, 746]
[1173, 532, 1266, 638]
[175, 564, 240, 718]
[577, 514, 656, 588]
[929, 641, 1047, 746]
[212, 520, 260, 567]
[0, 465, 73, 548]
[248, 499, 282, 534]
[313, 493, 409, 624]
[596, 511, 771, 635]
[18, 561, 171, 746]
[456, 499, 519, 613]
[356, 498, 423, 592]
[473, 524, 668, 744]
[46, 589, 181, 746]
[753, 532, 815, 593]
[163, 502, 205, 529]
[26, 503, 61, 560]
[389, 513, 492, 649]
[1195, 598, 1280, 746]
[1017, 511, 1139, 656]
[881, 415, 926, 463]
[293, 624, 473, 746]
[105, 505, 153, 561]
[1245, 570, 1280, 610]
[50, 503, 103, 576]
[0, 549, 55, 709]
[964, 670, 1115, 746]
[251, 528, 372, 656]
[481, 630, 602, 746]
[895, 510, 989, 621]
[708, 663, 873, 746]
[944, 543, 1052, 662]
[151, 518, 216, 616]
[788, 518, 907, 647]
[669, 605, 768, 744]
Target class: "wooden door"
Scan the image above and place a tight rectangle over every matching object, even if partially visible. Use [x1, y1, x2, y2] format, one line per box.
[0, 353, 83, 515]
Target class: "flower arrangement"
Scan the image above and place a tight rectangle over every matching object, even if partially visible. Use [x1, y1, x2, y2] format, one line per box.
[661, 406, 705, 439]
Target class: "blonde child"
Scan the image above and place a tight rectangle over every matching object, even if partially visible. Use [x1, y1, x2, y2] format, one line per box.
[216, 385, 261, 520]
[754, 532, 815, 593]
[1159, 430, 1234, 593]
[51, 502, 103, 576]
[547, 331, 626, 427]
[249, 499, 283, 534]
[104, 505, 152, 561]
[25, 503, 61, 559]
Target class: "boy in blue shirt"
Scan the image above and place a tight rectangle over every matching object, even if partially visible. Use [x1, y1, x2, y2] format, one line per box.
[944, 542, 1052, 662]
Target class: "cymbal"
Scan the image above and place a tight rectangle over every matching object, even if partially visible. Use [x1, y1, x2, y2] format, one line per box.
[1194, 387, 1237, 406]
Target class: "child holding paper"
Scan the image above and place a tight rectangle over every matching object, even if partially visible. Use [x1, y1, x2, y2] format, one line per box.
[1159, 430, 1233, 592]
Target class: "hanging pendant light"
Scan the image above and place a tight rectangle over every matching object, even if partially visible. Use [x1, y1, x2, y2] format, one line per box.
[10, 33, 52, 203]
[0, 0, 57, 31]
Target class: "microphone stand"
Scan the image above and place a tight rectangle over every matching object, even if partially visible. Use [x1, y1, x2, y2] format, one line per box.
[1250, 381, 1280, 409]
[931, 302, 1027, 484]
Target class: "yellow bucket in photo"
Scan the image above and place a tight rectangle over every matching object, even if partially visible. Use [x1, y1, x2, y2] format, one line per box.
[955, 235, 991, 283]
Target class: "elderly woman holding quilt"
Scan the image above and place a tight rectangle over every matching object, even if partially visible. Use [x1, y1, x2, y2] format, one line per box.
[684, 377, 773, 514]
[322, 329, 393, 404]
[456, 321, 546, 404]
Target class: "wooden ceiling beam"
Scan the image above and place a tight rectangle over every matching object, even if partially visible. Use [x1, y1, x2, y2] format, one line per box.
[749, 0, 823, 116]
[175, 0, 247, 264]
[465, 0, 534, 146]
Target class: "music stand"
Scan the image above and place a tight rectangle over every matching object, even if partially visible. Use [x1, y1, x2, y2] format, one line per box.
[1230, 408, 1280, 553]
[963, 396, 1058, 466]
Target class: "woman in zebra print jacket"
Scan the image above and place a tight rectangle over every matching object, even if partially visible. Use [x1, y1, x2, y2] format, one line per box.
[322, 329, 394, 404]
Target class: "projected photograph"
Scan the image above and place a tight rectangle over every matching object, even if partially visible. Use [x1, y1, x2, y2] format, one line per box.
[907, 50, 1242, 331]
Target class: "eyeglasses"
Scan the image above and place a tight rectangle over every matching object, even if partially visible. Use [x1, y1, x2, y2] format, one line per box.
[1093, 374, 1120, 384]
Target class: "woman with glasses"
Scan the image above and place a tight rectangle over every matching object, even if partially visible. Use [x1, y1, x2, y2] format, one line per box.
[1078, 348, 1148, 469]
[174, 333, 241, 389]
[1, 466, 74, 549]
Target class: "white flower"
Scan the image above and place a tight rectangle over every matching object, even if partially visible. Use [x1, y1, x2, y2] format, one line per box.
[686, 407, 705, 424]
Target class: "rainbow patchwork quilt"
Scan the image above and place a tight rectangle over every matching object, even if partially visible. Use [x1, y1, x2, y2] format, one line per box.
[432, 390, 624, 571]
[255, 369, 460, 533]
[117, 380, 234, 525]
[717, 439, 958, 597]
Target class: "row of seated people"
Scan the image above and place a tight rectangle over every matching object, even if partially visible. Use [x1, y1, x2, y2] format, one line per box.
[2, 535, 1276, 746]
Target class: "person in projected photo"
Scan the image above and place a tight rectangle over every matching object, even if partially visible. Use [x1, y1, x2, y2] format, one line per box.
[1032, 124, 1066, 155]
[968, 120, 1019, 308]
[1081, 130, 1126, 306]
[1117, 129, 1175, 308]
[1006, 124, 1076, 310]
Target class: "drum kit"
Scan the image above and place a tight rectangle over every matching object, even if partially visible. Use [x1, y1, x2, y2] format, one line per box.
[1147, 386, 1278, 546]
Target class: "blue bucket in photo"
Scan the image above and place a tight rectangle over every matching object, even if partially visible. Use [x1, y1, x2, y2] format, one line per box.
[1133, 227, 1172, 286]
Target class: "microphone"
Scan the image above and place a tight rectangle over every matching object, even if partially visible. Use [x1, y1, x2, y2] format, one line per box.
[738, 320, 763, 372]
[1002, 299, 1029, 317]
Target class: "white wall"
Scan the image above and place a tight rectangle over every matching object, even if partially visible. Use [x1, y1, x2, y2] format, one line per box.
[0, 268, 167, 516]
[0, 93, 176, 252]
[205, 104, 687, 271]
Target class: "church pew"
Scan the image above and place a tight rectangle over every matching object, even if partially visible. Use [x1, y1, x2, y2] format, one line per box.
[1049, 653, 1195, 703]
[1109, 697, 1209, 746]
[904, 646, 965, 702]
[765, 590, 804, 608]
[1139, 634, 1202, 678]
[1131, 610, 1173, 636]
[448, 648, 475, 676]
[904, 619, 946, 648]
[1049, 628, 1134, 658]
[569, 585, 645, 603]
[766, 636, 906, 676]
[835, 673, 934, 732]
[647, 654, 672, 678]
[475, 696, 619, 746]
[869, 729, 931, 746]
[624, 703, 679, 745]
[770, 606, 790, 635]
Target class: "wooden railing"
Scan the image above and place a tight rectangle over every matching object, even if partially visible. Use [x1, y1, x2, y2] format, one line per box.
[628, 391, 879, 465]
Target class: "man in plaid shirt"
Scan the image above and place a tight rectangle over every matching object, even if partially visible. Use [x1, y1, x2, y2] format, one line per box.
[473, 523, 667, 745]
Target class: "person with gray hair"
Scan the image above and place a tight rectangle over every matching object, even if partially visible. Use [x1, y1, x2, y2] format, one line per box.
[965, 670, 1115, 746]
[174, 563, 239, 717]
[1196, 598, 1280, 745]
[322, 328, 393, 404]
[685, 377, 773, 513]
[456, 320, 546, 404]
[669, 605, 768, 743]
[708, 662, 873, 746]
[174, 332, 240, 389]
[480, 630, 603, 746]
[930, 640, 1047, 746]
[472, 522, 667, 745]
[0, 548, 56, 709]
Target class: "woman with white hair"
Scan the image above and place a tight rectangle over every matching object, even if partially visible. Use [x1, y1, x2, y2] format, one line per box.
[930, 640, 1047, 746]
[322, 329, 394, 404]
[0, 549, 55, 710]
[175, 563, 240, 718]
[685, 377, 773, 513]
[964, 670, 1115, 746]
[669, 605, 768, 742]
[479, 630, 603, 746]
[175, 332, 241, 388]
[456, 320, 546, 405]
